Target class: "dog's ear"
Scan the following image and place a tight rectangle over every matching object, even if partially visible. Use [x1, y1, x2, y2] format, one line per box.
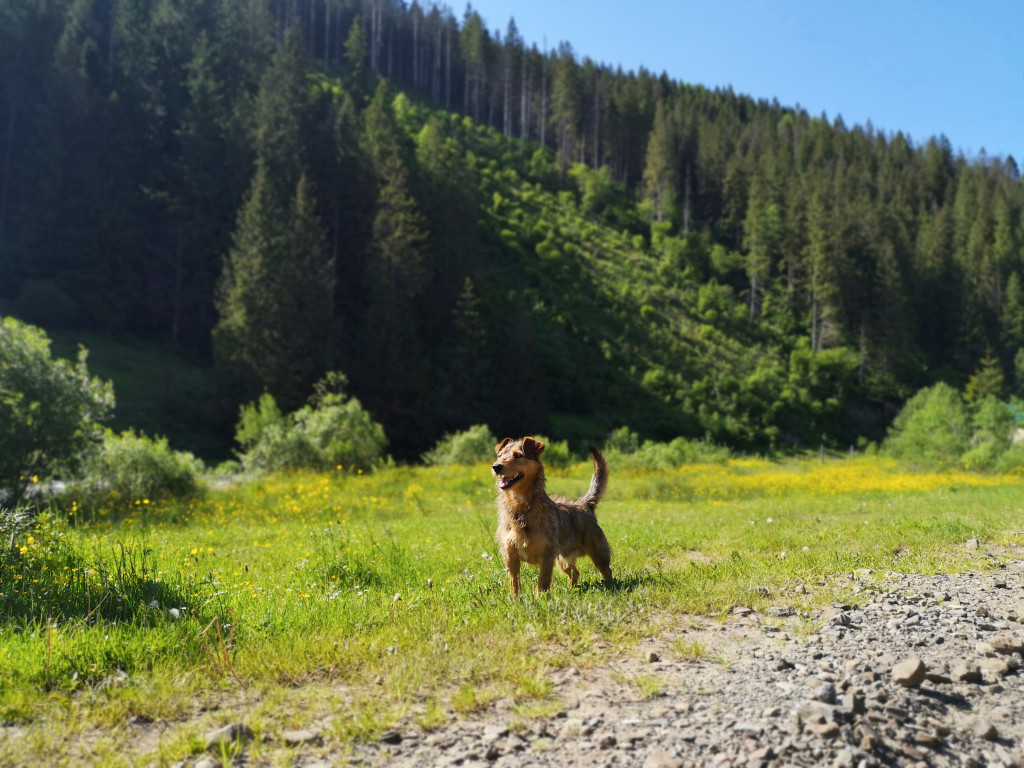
[495, 437, 513, 454]
[522, 437, 545, 458]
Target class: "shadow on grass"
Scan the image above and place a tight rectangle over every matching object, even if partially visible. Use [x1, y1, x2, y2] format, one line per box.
[576, 571, 656, 595]
[2, 518, 194, 626]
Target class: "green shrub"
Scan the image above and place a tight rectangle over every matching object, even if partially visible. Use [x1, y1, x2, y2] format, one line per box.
[603, 426, 640, 455]
[607, 436, 730, 470]
[422, 424, 496, 466]
[882, 383, 970, 468]
[71, 429, 205, 514]
[531, 434, 573, 470]
[0, 317, 113, 502]
[960, 396, 1014, 470]
[235, 382, 388, 474]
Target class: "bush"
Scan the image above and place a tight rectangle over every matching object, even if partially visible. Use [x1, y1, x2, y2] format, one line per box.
[0, 317, 113, 502]
[61, 430, 205, 516]
[606, 435, 731, 470]
[882, 383, 970, 468]
[235, 380, 388, 474]
[960, 396, 1014, 470]
[422, 424, 496, 466]
[531, 434, 573, 470]
[603, 426, 640, 455]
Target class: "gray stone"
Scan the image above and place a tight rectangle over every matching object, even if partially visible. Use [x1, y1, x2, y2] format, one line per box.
[280, 728, 322, 746]
[988, 634, 1024, 655]
[644, 749, 685, 768]
[814, 682, 837, 704]
[204, 723, 254, 750]
[971, 718, 999, 741]
[951, 660, 983, 683]
[891, 658, 927, 687]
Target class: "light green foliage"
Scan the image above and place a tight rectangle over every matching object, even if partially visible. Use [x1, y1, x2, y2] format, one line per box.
[960, 396, 1014, 470]
[422, 424, 497, 466]
[964, 350, 1005, 404]
[883, 383, 970, 468]
[603, 427, 730, 469]
[71, 429, 205, 514]
[531, 435, 573, 470]
[0, 318, 113, 501]
[235, 379, 388, 474]
[604, 426, 640, 455]
[883, 383, 1024, 471]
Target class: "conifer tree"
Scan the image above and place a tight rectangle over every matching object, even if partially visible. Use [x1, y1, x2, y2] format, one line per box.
[642, 98, 677, 224]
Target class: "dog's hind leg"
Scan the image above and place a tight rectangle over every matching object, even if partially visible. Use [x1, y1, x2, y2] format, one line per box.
[587, 534, 614, 585]
[558, 557, 580, 588]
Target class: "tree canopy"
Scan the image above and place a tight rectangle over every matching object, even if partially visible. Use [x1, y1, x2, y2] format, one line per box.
[3, 0, 1024, 457]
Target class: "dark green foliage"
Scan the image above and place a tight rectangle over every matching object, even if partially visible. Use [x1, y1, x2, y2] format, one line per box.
[5, 1, 1024, 459]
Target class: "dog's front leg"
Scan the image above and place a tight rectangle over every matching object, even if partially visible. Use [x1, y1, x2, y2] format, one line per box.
[504, 547, 521, 597]
[537, 554, 555, 594]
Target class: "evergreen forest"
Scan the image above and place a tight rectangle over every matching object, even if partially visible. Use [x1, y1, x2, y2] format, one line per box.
[3, 0, 1023, 460]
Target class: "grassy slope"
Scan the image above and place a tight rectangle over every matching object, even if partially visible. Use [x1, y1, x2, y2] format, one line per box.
[47, 330, 231, 462]
[2, 457, 1022, 764]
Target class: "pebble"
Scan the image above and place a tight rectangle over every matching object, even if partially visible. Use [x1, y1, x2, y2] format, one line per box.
[891, 657, 927, 687]
[203, 722, 254, 750]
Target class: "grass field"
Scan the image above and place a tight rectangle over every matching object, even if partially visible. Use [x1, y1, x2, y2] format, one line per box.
[2, 456, 1023, 765]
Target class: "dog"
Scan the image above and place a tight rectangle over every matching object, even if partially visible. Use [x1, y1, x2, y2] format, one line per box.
[492, 437, 613, 596]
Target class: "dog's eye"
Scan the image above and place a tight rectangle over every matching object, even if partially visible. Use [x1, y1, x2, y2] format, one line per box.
[512, 452, 523, 459]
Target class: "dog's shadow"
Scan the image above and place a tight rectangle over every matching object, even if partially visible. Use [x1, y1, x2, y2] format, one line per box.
[575, 572, 649, 594]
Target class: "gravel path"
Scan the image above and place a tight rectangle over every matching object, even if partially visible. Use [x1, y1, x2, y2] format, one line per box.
[179, 555, 1024, 768]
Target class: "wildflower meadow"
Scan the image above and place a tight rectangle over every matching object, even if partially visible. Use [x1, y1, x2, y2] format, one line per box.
[2, 456, 1023, 764]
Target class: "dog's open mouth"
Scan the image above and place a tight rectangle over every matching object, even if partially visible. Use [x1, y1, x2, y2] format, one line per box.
[498, 472, 523, 490]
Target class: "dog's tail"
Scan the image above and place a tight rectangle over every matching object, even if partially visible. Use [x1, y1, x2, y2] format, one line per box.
[582, 444, 608, 511]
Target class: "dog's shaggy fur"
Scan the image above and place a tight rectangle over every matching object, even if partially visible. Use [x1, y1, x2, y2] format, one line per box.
[492, 437, 614, 596]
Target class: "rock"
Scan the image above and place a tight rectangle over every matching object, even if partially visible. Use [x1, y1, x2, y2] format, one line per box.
[805, 720, 840, 738]
[951, 660, 983, 683]
[971, 718, 999, 741]
[891, 658, 927, 687]
[379, 729, 403, 745]
[966, 539, 980, 550]
[596, 733, 617, 749]
[204, 723, 254, 750]
[813, 682, 837, 704]
[644, 749, 685, 768]
[797, 700, 838, 725]
[648, 651, 661, 663]
[280, 728, 322, 746]
[979, 657, 1012, 680]
[988, 635, 1024, 655]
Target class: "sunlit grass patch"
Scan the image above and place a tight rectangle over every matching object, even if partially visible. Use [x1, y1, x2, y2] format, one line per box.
[2, 455, 1023, 764]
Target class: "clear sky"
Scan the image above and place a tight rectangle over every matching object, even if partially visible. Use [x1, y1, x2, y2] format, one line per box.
[462, 0, 1024, 162]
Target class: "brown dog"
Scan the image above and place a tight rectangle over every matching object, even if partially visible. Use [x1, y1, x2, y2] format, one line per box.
[492, 437, 614, 596]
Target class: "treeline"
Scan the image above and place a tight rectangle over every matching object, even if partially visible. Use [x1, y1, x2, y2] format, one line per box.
[2, 0, 1023, 457]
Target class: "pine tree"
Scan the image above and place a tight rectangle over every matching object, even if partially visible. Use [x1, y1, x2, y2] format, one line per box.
[213, 169, 334, 409]
[361, 80, 428, 442]
[642, 98, 677, 224]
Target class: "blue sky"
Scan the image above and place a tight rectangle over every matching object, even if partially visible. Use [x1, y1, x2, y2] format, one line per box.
[463, 0, 1024, 162]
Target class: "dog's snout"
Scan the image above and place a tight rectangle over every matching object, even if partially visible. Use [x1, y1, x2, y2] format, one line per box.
[492, 463, 503, 475]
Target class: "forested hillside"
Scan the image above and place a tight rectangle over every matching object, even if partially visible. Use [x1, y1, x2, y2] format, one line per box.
[2, 0, 1022, 458]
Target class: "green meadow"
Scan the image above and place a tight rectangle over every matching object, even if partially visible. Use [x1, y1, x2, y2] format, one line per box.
[2, 457, 1022, 765]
